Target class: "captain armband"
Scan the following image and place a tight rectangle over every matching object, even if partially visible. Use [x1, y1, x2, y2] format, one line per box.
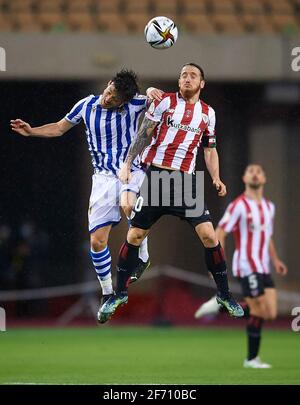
[202, 135, 217, 148]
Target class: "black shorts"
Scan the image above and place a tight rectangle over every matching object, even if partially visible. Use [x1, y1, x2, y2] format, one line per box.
[130, 165, 212, 230]
[238, 273, 275, 298]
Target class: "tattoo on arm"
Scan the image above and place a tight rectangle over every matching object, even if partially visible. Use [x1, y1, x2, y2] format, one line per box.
[125, 117, 157, 164]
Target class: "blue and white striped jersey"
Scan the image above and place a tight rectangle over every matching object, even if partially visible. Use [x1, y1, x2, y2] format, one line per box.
[64, 94, 147, 175]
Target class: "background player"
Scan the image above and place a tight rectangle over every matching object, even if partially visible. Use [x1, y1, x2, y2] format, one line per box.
[10, 69, 163, 316]
[99, 62, 244, 323]
[195, 164, 288, 368]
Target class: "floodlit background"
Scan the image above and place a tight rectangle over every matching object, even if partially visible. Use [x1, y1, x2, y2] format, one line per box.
[0, 0, 300, 385]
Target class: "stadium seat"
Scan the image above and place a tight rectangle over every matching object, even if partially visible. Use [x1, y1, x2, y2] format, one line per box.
[212, 13, 245, 34]
[96, 0, 121, 13]
[126, 0, 150, 13]
[36, 0, 64, 13]
[124, 12, 151, 33]
[152, 0, 179, 16]
[237, 0, 265, 14]
[210, 0, 237, 13]
[242, 13, 274, 33]
[181, 14, 215, 34]
[271, 14, 299, 33]
[12, 11, 41, 32]
[8, 0, 34, 13]
[181, 0, 207, 14]
[37, 11, 65, 32]
[66, 0, 94, 13]
[95, 12, 127, 33]
[264, 0, 294, 14]
[0, 12, 13, 31]
[66, 11, 96, 32]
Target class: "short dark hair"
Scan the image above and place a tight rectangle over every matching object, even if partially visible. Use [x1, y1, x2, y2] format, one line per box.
[181, 63, 205, 80]
[244, 163, 265, 174]
[112, 69, 140, 102]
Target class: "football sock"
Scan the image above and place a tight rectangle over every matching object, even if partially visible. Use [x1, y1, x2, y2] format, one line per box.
[205, 243, 230, 298]
[139, 236, 149, 262]
[116, 241, 139, 294]
[247, 316, 263, 360]
[241, 302, 250, 319]
[90, 247, 113, 295]
[127, 217, 149, 263]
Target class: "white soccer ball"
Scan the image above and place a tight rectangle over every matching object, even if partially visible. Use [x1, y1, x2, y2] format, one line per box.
[144, 16, 178, 49]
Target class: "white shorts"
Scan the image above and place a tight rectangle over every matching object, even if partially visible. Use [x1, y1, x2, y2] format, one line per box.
[88, 169, 146, 233]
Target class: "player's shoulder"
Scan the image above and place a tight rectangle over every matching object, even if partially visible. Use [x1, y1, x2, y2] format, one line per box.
[264, 198, 275, 212]
[228, 194, 245, 211]
[82, 94, 98, 105]
[199, 98, 215, 113]
[129, 94, 148, 104]
[150, 92, 174, 110]
[162, 92, 176, 99]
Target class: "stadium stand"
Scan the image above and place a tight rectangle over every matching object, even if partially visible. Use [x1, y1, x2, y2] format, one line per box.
[0, 0, 299, 34]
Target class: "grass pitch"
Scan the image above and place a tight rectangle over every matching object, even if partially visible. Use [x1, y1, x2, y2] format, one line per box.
[0, 327, 299, 385]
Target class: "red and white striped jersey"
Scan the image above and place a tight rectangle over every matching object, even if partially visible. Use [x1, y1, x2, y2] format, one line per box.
[141, 92, 216, 174]
[218, 194, 275, 278]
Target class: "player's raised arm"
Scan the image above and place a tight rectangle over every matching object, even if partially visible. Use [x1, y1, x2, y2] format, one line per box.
[10, 118, 73, 138]
[118, 115, 158, 184]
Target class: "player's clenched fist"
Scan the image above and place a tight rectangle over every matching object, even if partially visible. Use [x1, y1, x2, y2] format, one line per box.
[213, 178, 227, 197]
[10, 119, 33, 136]
[118, 162, 132, 184]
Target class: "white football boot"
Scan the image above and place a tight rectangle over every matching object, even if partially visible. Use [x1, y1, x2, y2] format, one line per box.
[243, 357, 272, 369]
[194, 295, 221, 319]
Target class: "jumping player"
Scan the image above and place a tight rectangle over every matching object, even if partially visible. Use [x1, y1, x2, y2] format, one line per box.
[10, 70, 163, 319]
[99, 62, 244, 323]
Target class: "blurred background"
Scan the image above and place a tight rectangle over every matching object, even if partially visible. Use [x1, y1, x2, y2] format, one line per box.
[0, 0, 300, 327]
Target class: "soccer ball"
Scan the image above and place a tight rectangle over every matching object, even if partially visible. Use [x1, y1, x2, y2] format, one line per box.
[144, 16, 178, 49]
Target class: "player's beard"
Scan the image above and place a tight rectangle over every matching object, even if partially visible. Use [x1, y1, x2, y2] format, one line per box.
[249, 183, 262, 190]
[180, 83, 201, 99]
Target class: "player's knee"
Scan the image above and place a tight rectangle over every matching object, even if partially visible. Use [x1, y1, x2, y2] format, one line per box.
[201, 233, 218, 247]
[250, 297, 266, 319]
[127, 228, 145, 246]
[266, 309, 277, 321]
[90, 233, 107, 252]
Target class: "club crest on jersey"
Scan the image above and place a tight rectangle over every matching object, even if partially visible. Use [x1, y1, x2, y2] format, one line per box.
[185, 109, 192, 118]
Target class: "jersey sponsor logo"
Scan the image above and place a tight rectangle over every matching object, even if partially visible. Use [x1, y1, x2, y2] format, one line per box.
[166, 115, 201, 134]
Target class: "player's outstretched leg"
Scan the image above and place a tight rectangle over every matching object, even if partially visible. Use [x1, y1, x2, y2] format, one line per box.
[98, 240, 140, 323]
[194, 295, 221, 319]
[205, 243, 244, 317]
